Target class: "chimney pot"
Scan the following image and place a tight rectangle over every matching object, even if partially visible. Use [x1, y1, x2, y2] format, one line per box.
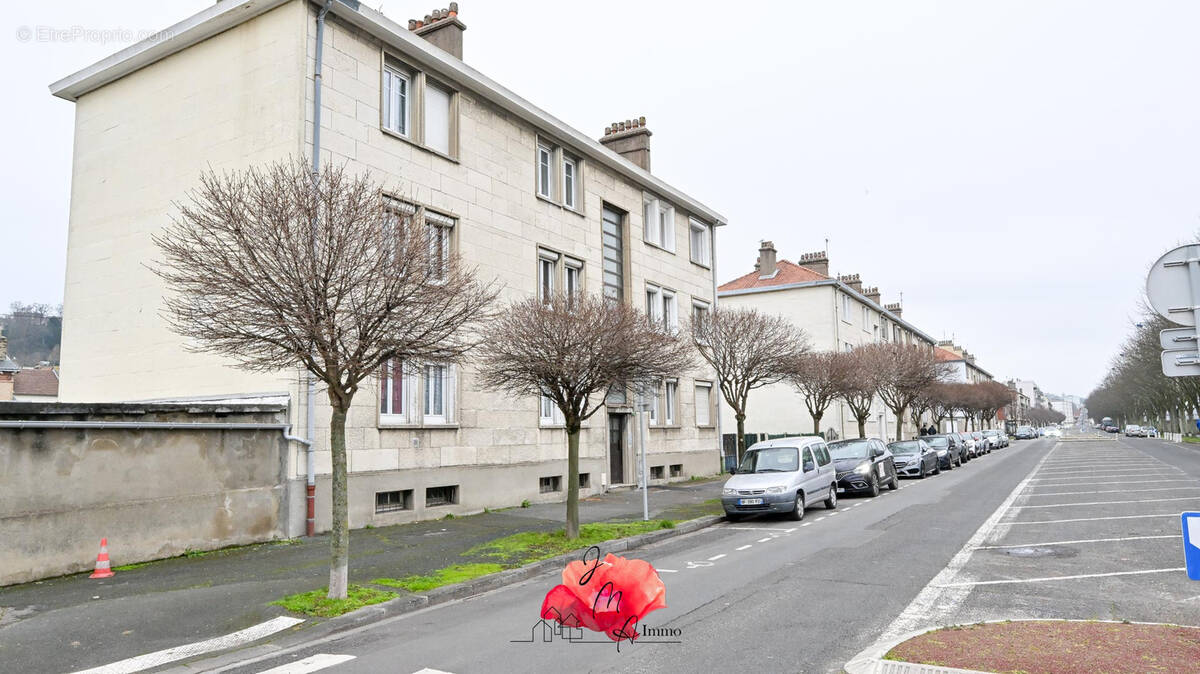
[413, 4, 466, 59]
[409, 19, 417, 29]
[757, 241, 778, 278]
[598, 115, 653, 171]
[797, 250, 829, 277]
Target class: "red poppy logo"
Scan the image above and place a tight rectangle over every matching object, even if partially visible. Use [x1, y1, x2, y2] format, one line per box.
[539, 550, 667, 643]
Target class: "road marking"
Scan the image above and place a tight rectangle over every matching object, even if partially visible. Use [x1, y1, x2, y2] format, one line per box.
[657, 569, 678, 573]
[724, 527, 795, 532]
[1005, 513, 1181, 525]
[936, 567, 1188, 588]
[828, 512, 839, 516]
[71, 616, 304, 674]
[784, 528, 797, 532]
[815, 517, 826, 522]
[707, 554, 726, 561]
[1013, 496, 1200, 509]
[413, 669, 456, 674]
[1030, 478, 1199, 488]
[974, 535, 1177, 550]
[801, 522, 812, 527]
[735, 545, 752, 551]
[1029, 473, 1183, 482]
[1027, 486, 1200, 496]
[258, 654, 356, 674]
[757, 537, 771, 543]
[1030, 470, 1183, 479]
[685, 560, 714, 569]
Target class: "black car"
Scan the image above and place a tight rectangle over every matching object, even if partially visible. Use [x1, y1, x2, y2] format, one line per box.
[828, 438, 899, 497]
[888, 439, 940, 478]
[924, 434, 962, 469]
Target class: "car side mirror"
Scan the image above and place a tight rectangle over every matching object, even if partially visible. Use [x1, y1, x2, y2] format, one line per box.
[803, 461, 815, 473]
[872, 448, 883, 458]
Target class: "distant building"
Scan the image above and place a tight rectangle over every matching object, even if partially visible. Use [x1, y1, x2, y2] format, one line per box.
[0, 330, 19, 400]
[12, 367, 60, 402]
[933, 342, 995, 432]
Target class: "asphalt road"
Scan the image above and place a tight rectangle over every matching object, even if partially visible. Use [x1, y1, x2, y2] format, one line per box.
[185, 437, 1058, 674]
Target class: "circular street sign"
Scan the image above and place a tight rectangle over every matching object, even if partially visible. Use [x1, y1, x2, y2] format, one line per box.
[1146, 244, 1200, 327]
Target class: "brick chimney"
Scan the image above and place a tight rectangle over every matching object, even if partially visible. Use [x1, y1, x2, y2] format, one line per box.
[756, 241, 778, 277]
[885, 302, 902, 318]
[797, 250, 829, 277]
[838, 273, 863, 294]
[409, 3, 466, 60]
[600, 117, 651, 171]
[864, 286, 881, 305]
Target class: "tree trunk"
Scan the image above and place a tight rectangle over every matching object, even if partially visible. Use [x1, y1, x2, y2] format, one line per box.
[566, 421, 581, 539]
[894, 406, 905, 441]
[811, 410, 823, 436]
[327, 403, 349, 600]
[735, 412, 747, 462]
[857, 415, 867, 438]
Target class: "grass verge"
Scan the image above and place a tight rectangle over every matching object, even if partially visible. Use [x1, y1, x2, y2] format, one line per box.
[465, 520, 676, 565]
[112, 561, 152, 571]
[371, 563, 506, 592]
[271, 584, 398, 618]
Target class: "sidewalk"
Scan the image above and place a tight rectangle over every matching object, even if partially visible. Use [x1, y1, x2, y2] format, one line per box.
[0, 479, 722, 674]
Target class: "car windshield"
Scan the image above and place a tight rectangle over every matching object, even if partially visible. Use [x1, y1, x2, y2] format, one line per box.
[1017, 427, 1032, 433]
[828, 439, 871, 459]
[889, 441, 920, 454]
[926, 436, 949, 448]
[738, 447, 799, 473]
[983, 430, 998, 436]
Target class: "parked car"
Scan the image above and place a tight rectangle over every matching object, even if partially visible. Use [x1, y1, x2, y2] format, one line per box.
[1144, 426, 1159, 437]
[1014, 425, 1036, 440]
[970, 431, 990, 454]
[956, 432, 979, 458]
[1124, 425, 1144, 437]
[923, 434, 962, 470]
[982, 429, 1008, 449]
[722, 436, 837, 522]
[828, 437, 899, 497]
[1045, 427, 1062, 438]
[888, 439, 940, 478]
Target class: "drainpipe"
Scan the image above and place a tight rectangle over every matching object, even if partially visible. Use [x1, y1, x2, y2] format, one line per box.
[710, 224, 725, 472]
[304, 0, 336, 537]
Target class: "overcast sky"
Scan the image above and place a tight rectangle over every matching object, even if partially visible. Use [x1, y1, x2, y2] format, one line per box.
[3, 1, 1198, 397]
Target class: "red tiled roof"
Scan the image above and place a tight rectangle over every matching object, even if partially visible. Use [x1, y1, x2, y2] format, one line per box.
[13, 369, 59, 397]
[719, 259, 829, 292]
[934, 347, 962, 362]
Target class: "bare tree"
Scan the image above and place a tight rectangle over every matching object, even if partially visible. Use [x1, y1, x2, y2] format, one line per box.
[863, 343, 950, 441]
[926, 382, 956, 433]
[788, 351, 849, 435]
[692, 307, 809, 460]
[838, 353, 880, 438]
[154, 160, 497, 599]
[476, 292, 693, 539]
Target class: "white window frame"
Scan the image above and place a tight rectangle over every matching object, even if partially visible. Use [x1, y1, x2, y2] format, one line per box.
[643, 195, 675, 252]
[842, 294, 852, 321]
[422, 363, 455, 425]
[537, 143, 554, 199]
[564, 257, 583, 300]
[688, 218, 711, 266]
[647, 381, 661, 426]
[423, 80, 452, 155]
[540, 391, 565, 426]
[862, 306, 870, 330]
[379, 359, 413, 424]
[425, 210, 454, 282]
[382, 65, 410, 137]
[562, 155, 578, 209]
[661, 289, 678, 333]
[538, 248, 559, 301]
[691, 299, 710, 326]
[664, 379, 678, 426]
[695, 381, 713, 427]
[645, 284, 663, 325]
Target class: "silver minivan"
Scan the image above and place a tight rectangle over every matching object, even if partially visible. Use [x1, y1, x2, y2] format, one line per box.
[721, 436, 837, 522]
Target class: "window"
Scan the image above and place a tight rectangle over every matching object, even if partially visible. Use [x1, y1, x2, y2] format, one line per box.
[814, 444, 831, 466]
[537, 143, 553, 198]
[670, 464, 683, 478]
[564, 258, 582, 300]
[662, 290, 677, 333]
[844, 342, 854, 353]
[645, 285, 676, 332]
[424, 82, 452, 155]
[539, 476, 562, 493]
[650, 465, 665, 480]
[664, 379, 677, 425]
[645, 284, 661, 325]
[540, 391, 564, 426]
[842, 294, 851, 320]
[695, 382, 713, 426]
[802, 448, 816, 471]
[862, 306, 870, 328]
[602, 207, 624, 300]
[642, 196, 675, 251]
[425, 485, 458, 506]
[692, 300, 710, 327]
[562, 155, 578, 209]
[647, 383, 660, 425]
[382, 66, 410, 136]
[689, 219, 711, 266]
[538, 249, 558, 301]
[423, 364, 455, 424]
[375, 489, 413, 513]
[579, 473, 591, 488]
[424, 209, 455, 281]
[380, 359, 411, 423]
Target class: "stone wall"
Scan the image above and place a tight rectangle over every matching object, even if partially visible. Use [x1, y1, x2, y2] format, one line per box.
[0, 402, 291, 586]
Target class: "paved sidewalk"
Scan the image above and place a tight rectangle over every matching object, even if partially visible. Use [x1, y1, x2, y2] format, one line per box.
[0, 479, 722, 674]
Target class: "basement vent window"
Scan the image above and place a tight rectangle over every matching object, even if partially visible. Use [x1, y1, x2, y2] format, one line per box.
[670, 464, 683, 478]
[650, 465, 665, 480]
[579, 473, 591, 488]
[425, 485, 458, 507]
[375, 489, 413, 513]
[540, 475, 562, 493]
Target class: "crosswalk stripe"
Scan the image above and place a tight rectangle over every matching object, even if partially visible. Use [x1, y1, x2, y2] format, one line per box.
[72, 617, 304, 674]
[257, 654, 356, 673]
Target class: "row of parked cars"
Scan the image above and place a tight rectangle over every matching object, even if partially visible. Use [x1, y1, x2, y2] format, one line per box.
[1122, 424, 1158, 437]
[720, 429, 1010, 521]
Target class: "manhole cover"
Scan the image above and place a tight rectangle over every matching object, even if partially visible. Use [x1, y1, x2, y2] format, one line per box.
[994, 546, 1077, 558]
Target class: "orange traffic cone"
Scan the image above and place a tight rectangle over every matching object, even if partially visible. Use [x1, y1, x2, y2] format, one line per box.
[89, 538, 115, 579]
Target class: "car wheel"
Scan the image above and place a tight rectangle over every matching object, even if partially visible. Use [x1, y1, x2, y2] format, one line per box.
[918, 464, 926, 479]
[725, 512, 742, 522]
[824, 486, 837, 509]
[869, 475, 880, 497]
[787, 493, 804, 521]
[889, 471, 899, 490]
[933, 461, 941, 475]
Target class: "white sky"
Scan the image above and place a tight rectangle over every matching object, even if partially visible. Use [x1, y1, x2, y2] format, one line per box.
[3, 1, 1198, 397]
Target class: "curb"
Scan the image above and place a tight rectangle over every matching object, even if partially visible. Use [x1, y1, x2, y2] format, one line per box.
[167, 515, 724, 672]
[842, 619, 1200, 674]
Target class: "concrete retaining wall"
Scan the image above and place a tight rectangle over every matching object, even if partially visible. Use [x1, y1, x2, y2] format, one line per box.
[0, 402, 290, 586]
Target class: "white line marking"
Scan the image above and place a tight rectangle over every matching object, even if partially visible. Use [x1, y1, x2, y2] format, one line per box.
[1005, 513, 1180, 525]
[829, 511, 839, 516]
[1030, 472, 1182, 480]
[707, 554, 726, 561]
[72, 616, 304, 674]
[724, 527, 795, 532]
[1030, 478, 1199, 488]
[657, 569, 677, 573]
[869, 440, 1058, 645]
[1027, 486, 1200, 497]
[413, 669, 456, 674]
[801, 522, 812, 527]
[936, 567, 1187, 588]
[257, 654, 356, 674]
[974, 535, 1177, 550]
[815, 517, 826, 522]
[1013, 496, 1200, 509]
[757, 537, 771, 543]
[784, 528, 797, 532]
[735, 545, 752, 551]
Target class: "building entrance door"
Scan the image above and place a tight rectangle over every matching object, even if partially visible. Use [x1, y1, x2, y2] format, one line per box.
[608, 414, 626, 484]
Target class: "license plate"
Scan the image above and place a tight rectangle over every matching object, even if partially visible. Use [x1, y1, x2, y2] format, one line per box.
[837, 488, 846, 493]
[738, 498, 763, 506]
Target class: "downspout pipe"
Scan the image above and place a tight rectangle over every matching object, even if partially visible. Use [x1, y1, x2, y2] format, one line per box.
[710, 224, 725, 472]
[304, 0, 336, 538]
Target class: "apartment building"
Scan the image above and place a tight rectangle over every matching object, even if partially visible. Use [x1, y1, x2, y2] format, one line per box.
[933, 341, 996, 432]
[717, 242, 936, 444]
[50, 0, 726, 534]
